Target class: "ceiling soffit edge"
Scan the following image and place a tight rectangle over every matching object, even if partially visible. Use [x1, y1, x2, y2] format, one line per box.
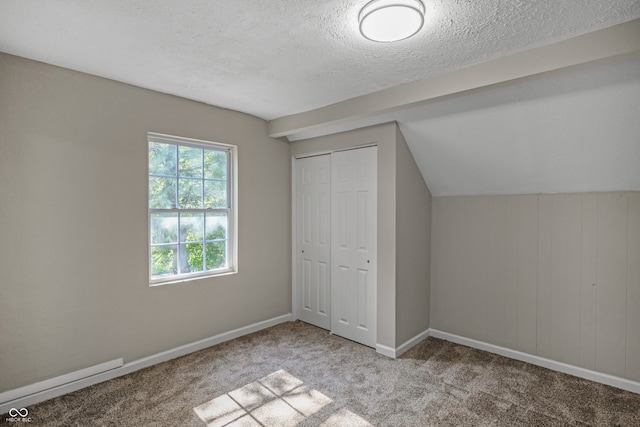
[268, 19, 640, 140]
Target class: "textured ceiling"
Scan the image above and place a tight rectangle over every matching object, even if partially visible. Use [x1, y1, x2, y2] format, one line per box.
[1, 1, 639, 196]
[1, 0, 638, 120]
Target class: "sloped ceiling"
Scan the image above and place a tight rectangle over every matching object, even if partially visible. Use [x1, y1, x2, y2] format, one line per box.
[285, 56, 640, 196]
[402, 57, 640, 196]
[1, 1, 639, 196]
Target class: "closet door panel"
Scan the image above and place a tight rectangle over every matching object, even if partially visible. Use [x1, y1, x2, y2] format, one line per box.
[331, 147, 377, 347]
[295, 155, 331, 330]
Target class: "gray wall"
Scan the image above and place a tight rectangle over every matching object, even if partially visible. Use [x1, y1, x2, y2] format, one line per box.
[395, 128, 431, 346]
[0, 53, 292, 392]
[431, 192, 640, 382]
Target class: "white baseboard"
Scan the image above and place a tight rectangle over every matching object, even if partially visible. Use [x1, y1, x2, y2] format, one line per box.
[375, 344, 396, 358]
[6, 318, 633, 415]
[429, 329, 640, 395]
[0, 313, 292, 414]
[396, 329, 431, 358]
[376, 328, 431, 359]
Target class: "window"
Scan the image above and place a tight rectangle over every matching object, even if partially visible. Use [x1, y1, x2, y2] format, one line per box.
[148, 133, 237, 284]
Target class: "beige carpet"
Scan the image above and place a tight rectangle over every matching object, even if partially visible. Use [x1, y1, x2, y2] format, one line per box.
[3, 321, 639, 426]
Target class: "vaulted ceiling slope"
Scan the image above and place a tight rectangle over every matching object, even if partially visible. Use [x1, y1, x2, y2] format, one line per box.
[1, 1, 639, 196]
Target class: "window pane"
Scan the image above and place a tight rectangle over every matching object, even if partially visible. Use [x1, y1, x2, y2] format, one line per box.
[178, 178, 203, 208]
[149, 142, 176, 176]
[151, 213, 178, 244]
[179, 213, 204, 243]
[206, 212, 228, 240]
[204, 180, 227, 208]
[151, 245, 177, 277]
[206, 241, 227, 270]
[204, 150, 227, 179]
[149, 177, 177, 208]
[184, 243, 205, 273]
[179, 146, 203, 178]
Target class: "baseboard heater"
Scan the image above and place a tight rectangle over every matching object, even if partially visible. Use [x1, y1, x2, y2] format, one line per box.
[0, 358, 123, 414]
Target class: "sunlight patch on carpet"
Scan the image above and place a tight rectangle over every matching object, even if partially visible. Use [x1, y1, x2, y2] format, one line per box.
[193, 369, 371, 426]
[320, 409, 375, 427]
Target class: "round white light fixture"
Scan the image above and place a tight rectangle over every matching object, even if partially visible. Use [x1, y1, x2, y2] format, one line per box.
[358, 0, 425, 43]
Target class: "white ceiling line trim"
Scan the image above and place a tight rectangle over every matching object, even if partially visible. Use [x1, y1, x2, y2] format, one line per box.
[267, 19, 640, 139]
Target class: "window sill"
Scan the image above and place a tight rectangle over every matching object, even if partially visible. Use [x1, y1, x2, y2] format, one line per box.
[149, 268, 237, 287]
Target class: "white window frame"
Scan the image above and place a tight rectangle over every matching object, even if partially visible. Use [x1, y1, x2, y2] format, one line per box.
[148, 132, 238, 286]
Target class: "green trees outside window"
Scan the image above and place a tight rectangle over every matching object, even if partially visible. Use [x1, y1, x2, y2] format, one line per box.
[148, 137, 232, 282]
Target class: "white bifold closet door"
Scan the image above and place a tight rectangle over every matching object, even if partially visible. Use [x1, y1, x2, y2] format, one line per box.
[330, 147, 377, 348]
[295, 154, 332, 330]
[294, 146, 377, 348]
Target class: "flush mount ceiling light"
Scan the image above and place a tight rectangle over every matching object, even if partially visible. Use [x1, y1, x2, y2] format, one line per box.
[358, 0, 426, 42]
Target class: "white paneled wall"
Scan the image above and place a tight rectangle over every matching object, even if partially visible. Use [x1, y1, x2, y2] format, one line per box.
[596, 193, 628, 377]
[431, 192, 640, 382]
[628, 193, 640, 380]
